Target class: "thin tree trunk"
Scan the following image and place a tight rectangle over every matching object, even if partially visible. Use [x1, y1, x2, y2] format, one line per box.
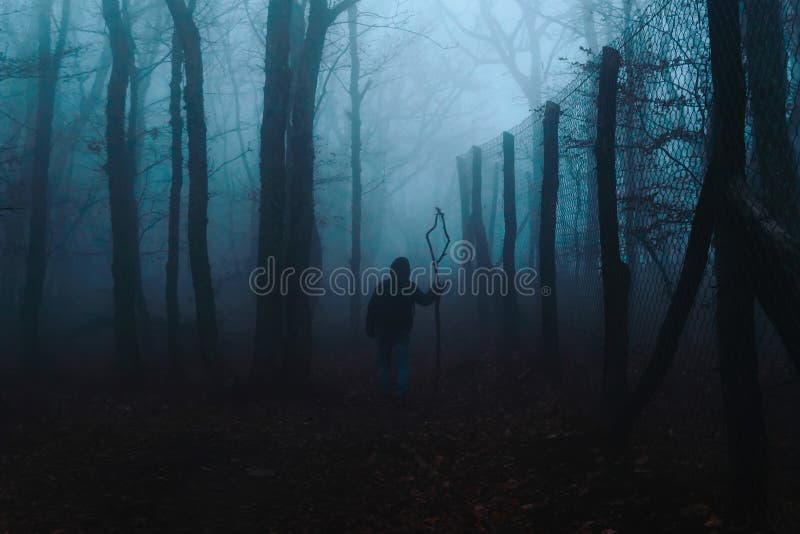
[19, 0, 70, 368]
[124, 3, 156, 358]
[621, 163, 716, 432]
[595, 46, 631, 417]
[286, 1, 328, 382]
[581, 0, 599, 54]
[707, 0, 766, 523]
[166, 21, 184, 375]
[348, 5, 363, 342]
[222, 38, 258, 267]
[252, 0, 292, 383]
[742, 0, 799, 232]
[165, 0, 219, 363]
[103, 0, 141, 376]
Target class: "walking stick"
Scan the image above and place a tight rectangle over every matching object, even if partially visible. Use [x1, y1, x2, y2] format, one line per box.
[426, 208, 451, 396]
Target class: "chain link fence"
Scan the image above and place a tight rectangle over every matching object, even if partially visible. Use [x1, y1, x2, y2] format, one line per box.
[457, 0, 800, 525]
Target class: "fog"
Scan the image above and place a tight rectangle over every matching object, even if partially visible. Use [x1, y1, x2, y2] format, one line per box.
[3, 1, 800, 530]
[0, 0, 643, 368]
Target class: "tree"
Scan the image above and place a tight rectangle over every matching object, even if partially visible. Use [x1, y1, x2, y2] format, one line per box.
[252, 0, 292, 382]
[19, 0, 70, 368]
[708, 0, 765, 521]
[284, 0, 358, 382]
[347, 4, 369, 342]
[102, 0, 142, 376]
[742, 0, 799, 232]
[166, 0, 196, 376]
[165, 0, 219, 364]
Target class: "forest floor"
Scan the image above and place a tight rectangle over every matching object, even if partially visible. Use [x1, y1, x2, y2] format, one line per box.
[0, 349, 785, 533]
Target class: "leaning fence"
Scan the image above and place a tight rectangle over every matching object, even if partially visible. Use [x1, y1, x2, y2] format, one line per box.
[457, 0, 800, 522]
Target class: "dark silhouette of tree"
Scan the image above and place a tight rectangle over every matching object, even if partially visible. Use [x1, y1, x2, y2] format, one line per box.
[252, 0, 292, 383]
[707, 0, 766, 522]
[165, 0, 219, 365]
[742, 0, 799, 231]
[285, 0, 359, 383]
[102, 0, 142, 376]
[19, 0, 70, 369]
[166, 0, 196, 377]
[348, 4, 368, 343]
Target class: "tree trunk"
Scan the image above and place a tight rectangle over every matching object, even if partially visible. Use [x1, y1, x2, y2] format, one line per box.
[540, 102, 560, 380]
[124, 2, 155, 358]
[222, 36, 258, 268]
[165, 0, 219, 363]
[707, 0, 767, 523]
[742, 0, 799, 232]
[471, 146, 491, 332]
[622, 162, 716, 432]
[252, 0, 292, 382]
[19, 0, 70, 368]
[286, 1, 329, 382]
[621, 0, 639, 278]
[348, 5, 363, 343]
[285, 0, 357, 382]
[501, 132, 518, 354]
[1, 182, 25, 357]
[595, 46, 631, 417]
[166, 21, 184, 375]
[581, 0, 599, 54]
[724, 179, 800, 363]
[102, 0, 141, 376]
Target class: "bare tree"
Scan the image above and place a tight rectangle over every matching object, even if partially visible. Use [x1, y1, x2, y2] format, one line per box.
[252, 0, 292, 382]
[102, 0, 142, 376]
[166, 0, 196, 376]
[285, 0, 358, 382]
[347, 4, 369, 342]
[165, 0, 219, 364]
[19, 0, 71, 368]
[742, 0, 799, 231]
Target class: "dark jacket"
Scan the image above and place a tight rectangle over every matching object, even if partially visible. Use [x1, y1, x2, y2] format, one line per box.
[366, 280, 436, 340]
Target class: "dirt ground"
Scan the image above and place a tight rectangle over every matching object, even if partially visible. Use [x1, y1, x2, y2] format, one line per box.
[4, 343, 784, 534]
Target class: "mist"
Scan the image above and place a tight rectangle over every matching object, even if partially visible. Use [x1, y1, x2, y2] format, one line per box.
[2, 0, 799, 531]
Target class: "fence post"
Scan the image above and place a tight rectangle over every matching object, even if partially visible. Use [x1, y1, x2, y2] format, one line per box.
[502, 131, 518, 354]
[540, 101, 561, 380]
[487, 162, 500, 254]
[471, 147, 491, 330]
[457, 155, 471, 242]
[595, 46, 631, 414]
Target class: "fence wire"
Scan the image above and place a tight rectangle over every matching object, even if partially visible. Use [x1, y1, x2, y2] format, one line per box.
[458, 0, 800, 525]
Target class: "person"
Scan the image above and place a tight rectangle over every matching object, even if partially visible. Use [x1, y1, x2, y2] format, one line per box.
[366, 257, 439, 398]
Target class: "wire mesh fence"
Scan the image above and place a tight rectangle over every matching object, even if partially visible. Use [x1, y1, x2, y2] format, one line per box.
[457, 0, 800, 523]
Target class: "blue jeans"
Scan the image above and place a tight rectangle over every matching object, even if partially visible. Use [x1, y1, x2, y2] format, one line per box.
[377, 330, 410, 398]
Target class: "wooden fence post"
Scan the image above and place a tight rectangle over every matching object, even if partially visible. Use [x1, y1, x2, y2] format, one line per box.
[471, 146, 492, 329]
[540, 101, 561, 380]
[457, 155, 471, 242]
[595, 46, 631, 414]
[502, 132, 518, 353]
[487, 162, 500, 255]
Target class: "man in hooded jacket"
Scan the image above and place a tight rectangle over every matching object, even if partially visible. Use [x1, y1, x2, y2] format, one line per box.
[366, 257, 438, 398]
